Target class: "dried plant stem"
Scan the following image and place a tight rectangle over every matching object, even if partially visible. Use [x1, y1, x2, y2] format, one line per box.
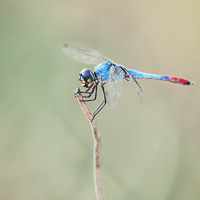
[74, 91, 104, 200]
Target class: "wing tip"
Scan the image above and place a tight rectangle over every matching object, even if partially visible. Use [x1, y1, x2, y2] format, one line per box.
[62, 43, 70, 49]
[63, 43, 70, 46]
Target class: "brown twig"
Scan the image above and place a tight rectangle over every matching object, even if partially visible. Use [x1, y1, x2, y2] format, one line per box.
[74, 91, 104, 200]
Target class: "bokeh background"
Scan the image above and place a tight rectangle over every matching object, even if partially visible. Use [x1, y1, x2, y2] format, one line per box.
[0, 0, 199, 200]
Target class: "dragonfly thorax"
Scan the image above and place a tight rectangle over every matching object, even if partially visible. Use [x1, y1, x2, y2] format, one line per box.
[78, 68, 96, 88]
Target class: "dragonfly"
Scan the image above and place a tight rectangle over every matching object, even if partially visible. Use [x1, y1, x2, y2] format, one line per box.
[63, 44, 194, 119]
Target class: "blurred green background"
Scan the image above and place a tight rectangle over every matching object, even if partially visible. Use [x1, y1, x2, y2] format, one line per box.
[0, 0, 199, 200]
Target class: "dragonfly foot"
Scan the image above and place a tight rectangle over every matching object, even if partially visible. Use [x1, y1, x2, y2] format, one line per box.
[74, 87, 80, 96]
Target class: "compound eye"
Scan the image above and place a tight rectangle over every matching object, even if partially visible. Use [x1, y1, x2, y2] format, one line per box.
[86, 75, 93, 83]
[84, 69, 94, 83]
[78, 68, 94, 88]
[78, 74, 84, 81]
[81, 69, 94, 82]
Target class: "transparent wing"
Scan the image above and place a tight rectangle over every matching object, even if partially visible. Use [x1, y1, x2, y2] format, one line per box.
[63, 44, 109, 65]
[105, 82, 123, 107]
[90, 49, 114, 63]
[104, 65, 125, 107]
[126, 70, 144, 105]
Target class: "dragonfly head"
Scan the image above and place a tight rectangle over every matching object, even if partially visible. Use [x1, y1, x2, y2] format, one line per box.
[78, 68, 95, 88]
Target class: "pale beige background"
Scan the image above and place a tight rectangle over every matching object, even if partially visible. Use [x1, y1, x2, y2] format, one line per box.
[0, 0, 199, 200]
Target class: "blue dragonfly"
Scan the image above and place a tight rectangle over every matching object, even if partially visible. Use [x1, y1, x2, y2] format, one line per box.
[63, 44, 194, 119]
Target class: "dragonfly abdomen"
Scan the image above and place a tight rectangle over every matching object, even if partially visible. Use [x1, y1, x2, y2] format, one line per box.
[128, 69, 194, 85]
[160, 75, 194, 85]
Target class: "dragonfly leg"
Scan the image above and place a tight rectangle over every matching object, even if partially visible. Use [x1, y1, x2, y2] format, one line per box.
[81, 85, 98, 102]
[92, 85, 106, 121]
[80, 86, 95, 98]
[78, 87, 92, 97]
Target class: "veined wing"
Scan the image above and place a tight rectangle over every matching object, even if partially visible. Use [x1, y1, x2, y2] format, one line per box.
[90, 49, 114, 63]
[125, 69, 144, 105]
[105, 81, 123, 107]
[105, 65, 125, 107]
[63, 44, 109, 65]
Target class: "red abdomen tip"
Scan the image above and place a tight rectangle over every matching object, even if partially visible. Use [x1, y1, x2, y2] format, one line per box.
[170, 76, 194, 85]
